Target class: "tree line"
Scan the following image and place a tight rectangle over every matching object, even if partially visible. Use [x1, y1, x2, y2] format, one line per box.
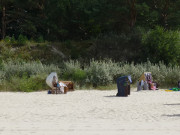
[1, 0, 180, 41]
[0, 0, 180, 65]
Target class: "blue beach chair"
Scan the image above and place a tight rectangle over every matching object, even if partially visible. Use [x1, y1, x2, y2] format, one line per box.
[116, 75, 132, 97]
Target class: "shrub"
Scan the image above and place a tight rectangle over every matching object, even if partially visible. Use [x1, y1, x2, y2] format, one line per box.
[1, 60, 60, 80]
[62, 60, 81, 79]
[72, 69, 87, 83]
[3, 74, 48, 92]
[0, 71, 5, 84]
[150, 62, 180, 87]
[86, 60, 115, 86]
[62, 60, 87, 82]
[142, 26, 180, 65]
[116, 62, 145, 83]
[4, 36, 11, 43]
[4, 36, 16, 44]
[37, 35, 44, 43]
[17, 34, 28, 46]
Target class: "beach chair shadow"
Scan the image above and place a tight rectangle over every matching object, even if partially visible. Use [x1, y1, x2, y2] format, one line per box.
[164, 103, 180, 105]
[104, 95, 117, 98]
[104, 95, 128, 98]
[162, 114, 180, 117]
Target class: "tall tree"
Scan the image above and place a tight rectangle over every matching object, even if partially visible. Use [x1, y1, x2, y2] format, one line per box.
[0, 0, 45, 39]
[136, 0, 180, 29]
[0, 0, 14, 39]
[127, 0, 137, 28]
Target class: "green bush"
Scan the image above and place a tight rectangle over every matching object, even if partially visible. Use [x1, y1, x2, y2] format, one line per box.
[62, 60, 86, 81]
[0, 71, 5, 84]
[62, 60, 81, 78]
[150, 62, 180, 87]
[37, 35, 44, 43]
[4, 36, 11, 43]
[86, 60, 115, 86]
[17, 34, 28, 46]
[142, 26, 180, 64]
[115, 62, 144, 83]
[1, 60, 60, 80]
[72, 69, 87, 82]
[4, 36, 16, 44]
[2, 74, 48, 92]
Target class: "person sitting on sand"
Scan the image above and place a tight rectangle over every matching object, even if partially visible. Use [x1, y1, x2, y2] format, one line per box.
[52, 76, 58, 87]
[52, 76, 62, 93]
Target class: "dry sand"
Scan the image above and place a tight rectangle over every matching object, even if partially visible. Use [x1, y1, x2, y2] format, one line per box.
[0, 89, 180, 135]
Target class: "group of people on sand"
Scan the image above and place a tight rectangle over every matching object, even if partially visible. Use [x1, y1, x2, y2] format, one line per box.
[137, 72, 159, 91]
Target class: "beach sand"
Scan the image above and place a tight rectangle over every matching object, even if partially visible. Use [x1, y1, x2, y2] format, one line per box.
[0, 89, 180, 135]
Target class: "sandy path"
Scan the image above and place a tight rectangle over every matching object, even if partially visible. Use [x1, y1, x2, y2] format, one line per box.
[0, 89, 180, 135]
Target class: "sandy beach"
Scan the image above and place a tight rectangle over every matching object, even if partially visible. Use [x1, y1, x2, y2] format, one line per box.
[0, 89, 180, 135]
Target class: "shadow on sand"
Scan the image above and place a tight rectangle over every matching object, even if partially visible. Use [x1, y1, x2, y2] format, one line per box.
[104, 95, 128, 98]
[162, 114, 180, 117]
[164, 103, 180, 106]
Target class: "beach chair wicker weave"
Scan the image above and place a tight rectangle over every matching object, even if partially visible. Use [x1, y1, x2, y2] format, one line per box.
[116, 75, 132, 97]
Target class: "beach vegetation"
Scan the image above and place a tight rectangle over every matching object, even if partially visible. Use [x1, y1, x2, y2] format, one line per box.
[142, 26, 180, 65]
[0, 59, 179, 91]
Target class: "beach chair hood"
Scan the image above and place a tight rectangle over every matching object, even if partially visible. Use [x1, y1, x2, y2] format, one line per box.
[46, 72, 58, 88]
